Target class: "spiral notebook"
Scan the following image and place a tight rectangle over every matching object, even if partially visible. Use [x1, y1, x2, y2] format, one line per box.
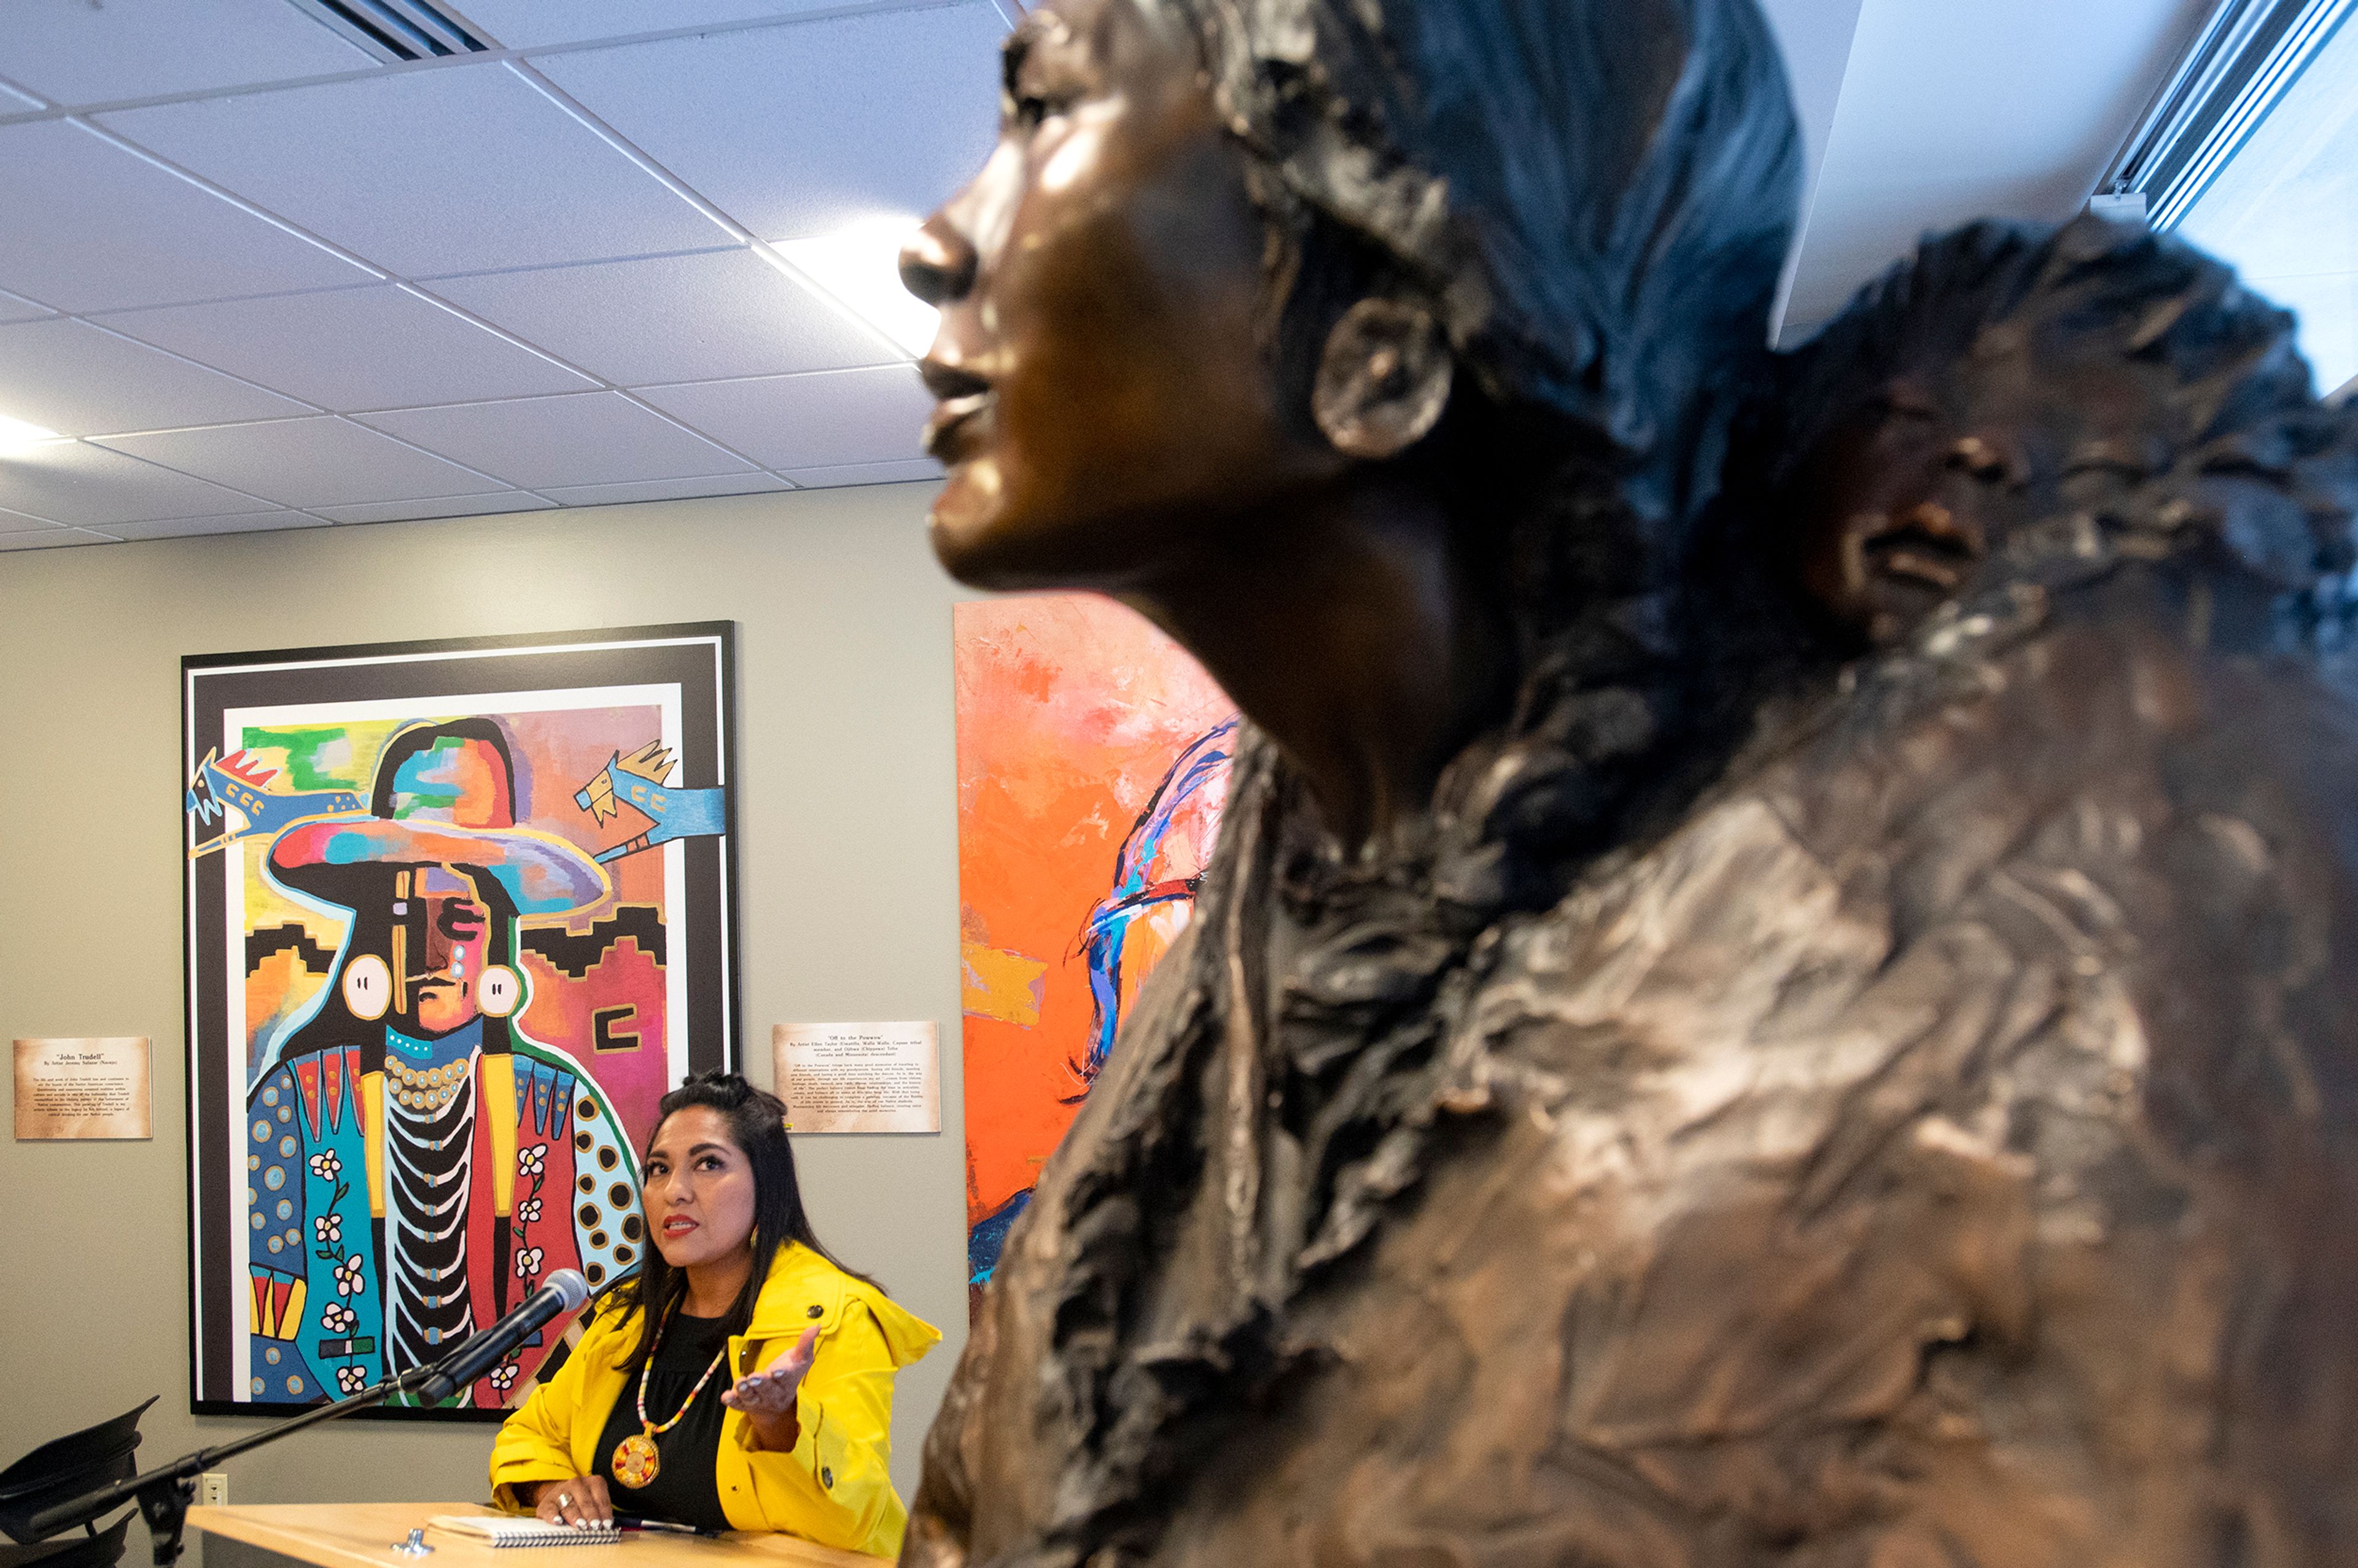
[427, 1516, 622, 1548]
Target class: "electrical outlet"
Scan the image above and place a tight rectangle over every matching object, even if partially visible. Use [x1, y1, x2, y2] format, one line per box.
[198, 1473, 227, 1508]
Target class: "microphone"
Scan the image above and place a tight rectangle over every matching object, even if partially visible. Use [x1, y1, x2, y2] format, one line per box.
[411, 1268, 590, 1405]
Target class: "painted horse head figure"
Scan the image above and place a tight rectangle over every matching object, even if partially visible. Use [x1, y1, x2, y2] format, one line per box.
[572, 742, 726, 866]
[185, 748, 367, 857]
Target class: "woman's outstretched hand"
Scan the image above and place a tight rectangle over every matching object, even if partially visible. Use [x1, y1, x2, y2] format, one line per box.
[722, 1324, 819, 1449]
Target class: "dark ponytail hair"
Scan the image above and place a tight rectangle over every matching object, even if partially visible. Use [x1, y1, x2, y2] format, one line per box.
[615, 1071, 874, 1386]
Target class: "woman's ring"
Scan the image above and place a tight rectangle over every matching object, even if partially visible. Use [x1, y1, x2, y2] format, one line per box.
[556, 1493, 572, 1508]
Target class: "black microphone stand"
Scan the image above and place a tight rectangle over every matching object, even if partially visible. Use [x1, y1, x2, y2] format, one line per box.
[25, 1367, 438, 1567]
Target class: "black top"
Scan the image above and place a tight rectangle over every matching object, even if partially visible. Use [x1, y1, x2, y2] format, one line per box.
[591, 1312, 734, 1532]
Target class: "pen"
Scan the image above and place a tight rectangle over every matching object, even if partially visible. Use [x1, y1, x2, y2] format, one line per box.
[613, 1516, 718, 1538]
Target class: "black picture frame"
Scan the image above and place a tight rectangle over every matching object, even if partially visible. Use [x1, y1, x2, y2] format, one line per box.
[180, 623, 740, 1421]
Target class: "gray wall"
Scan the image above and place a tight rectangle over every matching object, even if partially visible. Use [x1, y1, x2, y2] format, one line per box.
[0, 485, 972, 1532]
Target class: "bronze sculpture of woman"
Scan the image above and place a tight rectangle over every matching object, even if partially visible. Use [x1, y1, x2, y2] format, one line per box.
[897, 0, 2358, 1561]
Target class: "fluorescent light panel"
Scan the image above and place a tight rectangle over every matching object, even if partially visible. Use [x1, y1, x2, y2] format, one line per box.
[0, 414, 62, 458]
[774, 218, 938, 359]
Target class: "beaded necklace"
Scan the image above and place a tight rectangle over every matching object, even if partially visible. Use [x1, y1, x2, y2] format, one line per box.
[610, 1304, 730, 1489]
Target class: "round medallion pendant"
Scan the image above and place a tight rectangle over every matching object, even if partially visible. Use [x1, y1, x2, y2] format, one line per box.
[612, 1432, 660, 1489]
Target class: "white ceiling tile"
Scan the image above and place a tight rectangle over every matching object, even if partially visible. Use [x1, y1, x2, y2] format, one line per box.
[0, 442, 276, 527]
[100, 511, 330, 541]
[0, 288, 53, 324]
[778, 457, 941, 487]
[429, 250, 893, 385]
[0, 119, 375, 312]
[314, 493, 557, 525]
[0, 524, 111, 549]
[93, 417, 505, 507]
[635, 364, 930, 468]
[537, 473, 792, 505]
[0, 0, 376, 108]
[450, 0, 842, 49]
[355, 392, 759, 487]
[98, 61, 735, 277]
[532, 6, 1004, 241]
[95, 285, 597, 413]
[0, 317, 311, 435]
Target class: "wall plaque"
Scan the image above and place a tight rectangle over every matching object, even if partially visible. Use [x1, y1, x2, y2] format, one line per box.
[14, 1037, 152, 1140]
[774, 1022, 940, 1134]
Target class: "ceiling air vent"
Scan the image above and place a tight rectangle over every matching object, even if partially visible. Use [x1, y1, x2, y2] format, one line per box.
[287, 0, 493, 62]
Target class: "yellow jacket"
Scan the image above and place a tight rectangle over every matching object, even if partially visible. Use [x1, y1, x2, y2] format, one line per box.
[488, 1243, 941, 1559]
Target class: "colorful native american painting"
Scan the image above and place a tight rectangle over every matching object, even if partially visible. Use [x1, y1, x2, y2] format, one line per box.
[954, 596, 1236, 1314]
[182, 626, 737, 1418]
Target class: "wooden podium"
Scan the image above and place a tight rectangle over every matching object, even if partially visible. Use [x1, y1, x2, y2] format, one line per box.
[185, 1504, 888, 1568]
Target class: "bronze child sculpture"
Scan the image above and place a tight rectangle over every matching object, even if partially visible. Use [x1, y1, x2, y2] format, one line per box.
[897, 0, 2358, 1561]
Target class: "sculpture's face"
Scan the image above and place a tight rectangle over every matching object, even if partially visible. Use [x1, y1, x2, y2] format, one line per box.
[1791, 345, 2165, 644]
[903, 0, 1343, 588]
[1788, 379, 1990, 644]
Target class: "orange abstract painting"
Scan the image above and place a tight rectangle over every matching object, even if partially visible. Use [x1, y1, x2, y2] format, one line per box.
[955, 595, 1236, 1313]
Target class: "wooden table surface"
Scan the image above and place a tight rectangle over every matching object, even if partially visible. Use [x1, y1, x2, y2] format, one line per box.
[185, 1504, 887, 1568]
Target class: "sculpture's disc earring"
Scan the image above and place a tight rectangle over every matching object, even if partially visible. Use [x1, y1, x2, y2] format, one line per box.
[1311, 297, 1454, 460]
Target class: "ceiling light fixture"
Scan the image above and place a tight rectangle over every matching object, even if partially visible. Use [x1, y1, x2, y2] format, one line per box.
[773, 218, 940, 359]
[0, 415, 62, 459]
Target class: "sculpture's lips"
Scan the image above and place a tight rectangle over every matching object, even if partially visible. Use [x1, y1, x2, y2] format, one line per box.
[923, 391, 992, 462]
[920, 358, 992, 462]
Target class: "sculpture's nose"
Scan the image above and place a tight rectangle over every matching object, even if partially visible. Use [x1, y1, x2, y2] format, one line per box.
[900, 213, 976, 308]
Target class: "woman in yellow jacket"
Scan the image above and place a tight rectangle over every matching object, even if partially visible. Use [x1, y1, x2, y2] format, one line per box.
[490, 1073, 939, 1558]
